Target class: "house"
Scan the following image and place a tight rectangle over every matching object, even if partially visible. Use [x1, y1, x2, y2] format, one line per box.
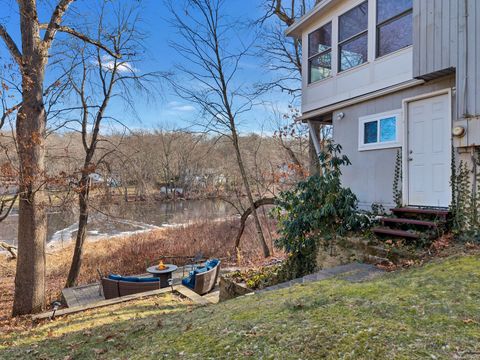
[287, 0, 479, 210]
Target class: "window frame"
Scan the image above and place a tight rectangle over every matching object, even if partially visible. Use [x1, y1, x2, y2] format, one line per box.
[338, 0, 369, 73]
[308, 21, 333, 84]
[358, 109, 403, 151]
[376, 1, 413, 58]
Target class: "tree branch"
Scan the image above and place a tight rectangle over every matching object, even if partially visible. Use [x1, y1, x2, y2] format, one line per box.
[39, 24, 121, 59]
[1, 102, 22, 130]
[43, 0, 76, 49]
[234, 197, 276, 250]
[0, 25, 23, 68]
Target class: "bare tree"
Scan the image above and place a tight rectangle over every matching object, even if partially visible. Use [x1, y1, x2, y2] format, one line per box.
[166, 0, 271, 257]
[256, 0, 319, 95]
[0, 0, 120, 316]
[63, 3, 157, 287]
[258, 0, 328, 176]
[0, 75, 20, 224]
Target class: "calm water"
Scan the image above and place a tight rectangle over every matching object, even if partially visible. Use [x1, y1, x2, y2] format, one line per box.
[0, 199, 235, 248]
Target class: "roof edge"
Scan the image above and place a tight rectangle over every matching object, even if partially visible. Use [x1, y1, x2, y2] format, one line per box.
[299, 79, 425, 122]
[285, 0, 336, 38]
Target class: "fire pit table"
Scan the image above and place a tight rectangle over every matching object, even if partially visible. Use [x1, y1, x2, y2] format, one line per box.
[146, 264, 178, 288]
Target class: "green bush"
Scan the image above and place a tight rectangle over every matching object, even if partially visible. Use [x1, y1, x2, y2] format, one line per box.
[273, 143, 368, 278]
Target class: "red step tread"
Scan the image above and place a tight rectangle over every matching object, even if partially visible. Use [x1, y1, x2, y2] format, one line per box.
[381, 217, 438, 228]
[372, 227, 420, 239]
[391, 207, 449, 217]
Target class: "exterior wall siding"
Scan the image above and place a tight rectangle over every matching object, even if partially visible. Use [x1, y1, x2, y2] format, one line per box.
[333, 76, 455, 209]
[413, 0, 479, 118]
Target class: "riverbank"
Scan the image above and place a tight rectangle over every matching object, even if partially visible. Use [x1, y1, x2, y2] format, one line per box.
[0, 198, 237, 248]
[0, 216, 283, 326]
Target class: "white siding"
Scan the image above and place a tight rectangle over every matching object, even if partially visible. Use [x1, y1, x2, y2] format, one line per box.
[301, 0, 414, 114]
[413, 0, 479, 118]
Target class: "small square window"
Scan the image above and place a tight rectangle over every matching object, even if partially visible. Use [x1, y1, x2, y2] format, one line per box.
[359, 111, 402, 151]
[380, 117, 397, 142]
[364, 121, 378, 144]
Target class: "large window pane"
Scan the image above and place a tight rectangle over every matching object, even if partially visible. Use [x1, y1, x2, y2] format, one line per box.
[377, 13, 412, 57]
[339, 34, 368, 72]
[380, 117, 397, 142]
[309, 52, 332, 82]
[339, 1, 368, 41]
[364, 121, 378, 144]
[308, 23, 332, 57]
[377, 0, 412, 23]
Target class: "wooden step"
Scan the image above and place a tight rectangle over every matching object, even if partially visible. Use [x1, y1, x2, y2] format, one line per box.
[372, 227, 420, 239]
[381, 217, 438, 228]
[391, 207, 449, 219]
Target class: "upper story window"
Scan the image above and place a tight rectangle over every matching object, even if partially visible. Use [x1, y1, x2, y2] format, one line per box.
[308, 22, 332, 83]
[339, 1, 368, 72]
[377, 0, 413, 57]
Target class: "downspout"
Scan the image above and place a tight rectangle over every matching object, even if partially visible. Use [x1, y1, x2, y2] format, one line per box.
[307, 120, 322, 157]
[463, 0, 469, 118]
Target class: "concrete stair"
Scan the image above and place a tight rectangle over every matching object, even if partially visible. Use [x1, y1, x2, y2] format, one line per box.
[258, 263, 384, 293]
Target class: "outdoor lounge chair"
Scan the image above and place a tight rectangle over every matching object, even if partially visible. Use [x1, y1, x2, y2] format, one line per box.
[181, 259, 221, 295]
[101, 275, 162, 299]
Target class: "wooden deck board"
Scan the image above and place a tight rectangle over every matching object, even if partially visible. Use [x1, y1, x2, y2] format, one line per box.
[175, 286, 211, 306]
[62, 283, 104, 308]
[34, 286, 175, 321]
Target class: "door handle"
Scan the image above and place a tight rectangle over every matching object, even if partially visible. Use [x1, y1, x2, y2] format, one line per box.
[408, 157, 413, 161]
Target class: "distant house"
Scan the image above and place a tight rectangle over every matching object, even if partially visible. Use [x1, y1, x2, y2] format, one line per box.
[287, 0, 479, 209]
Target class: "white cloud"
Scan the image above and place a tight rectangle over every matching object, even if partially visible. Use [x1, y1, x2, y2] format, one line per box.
[167, 101, 196, 113]
[99, 55, 137, 74]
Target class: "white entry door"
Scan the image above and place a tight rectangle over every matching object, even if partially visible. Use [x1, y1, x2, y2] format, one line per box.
[407, 93, 451, 207]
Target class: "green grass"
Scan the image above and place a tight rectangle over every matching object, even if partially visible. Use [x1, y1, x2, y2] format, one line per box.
[1, 256, 480, 359]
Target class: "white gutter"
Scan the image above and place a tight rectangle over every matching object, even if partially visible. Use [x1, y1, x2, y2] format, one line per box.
[307, 120, 322, 157]
[285, 0, 336, 37]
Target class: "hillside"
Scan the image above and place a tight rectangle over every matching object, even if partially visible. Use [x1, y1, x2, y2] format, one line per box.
[1, 256, 479, 359]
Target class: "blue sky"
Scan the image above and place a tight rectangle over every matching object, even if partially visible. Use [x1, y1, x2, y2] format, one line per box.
[0, 0, 296, 134]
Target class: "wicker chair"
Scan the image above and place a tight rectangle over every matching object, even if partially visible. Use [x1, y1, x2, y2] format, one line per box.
[101, 277, 161, 300]
[182, 260, 221, 295]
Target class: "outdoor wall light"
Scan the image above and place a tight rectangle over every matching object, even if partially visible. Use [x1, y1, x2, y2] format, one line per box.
[336, 112, 345, 121]
[452, 126, 466, 137]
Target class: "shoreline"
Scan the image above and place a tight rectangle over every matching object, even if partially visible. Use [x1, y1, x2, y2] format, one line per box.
[0, 214, 240, 257]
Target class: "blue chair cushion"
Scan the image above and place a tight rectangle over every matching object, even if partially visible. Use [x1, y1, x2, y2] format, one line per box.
[108, 274, 123, 281]
[108, 274, 160, 283]
[205, 259, 219, 270]
[137, 277, 160, 283]
[182, 267, 208, 289]
[182, 277, 194, 289]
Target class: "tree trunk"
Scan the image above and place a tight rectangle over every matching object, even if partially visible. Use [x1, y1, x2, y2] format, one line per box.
[231, 132, 271, 258]
[65, 175, 90, 287]
[12, 4, 49, 314]
[13, 71, 47, 316]
[234, 197, 276, 250]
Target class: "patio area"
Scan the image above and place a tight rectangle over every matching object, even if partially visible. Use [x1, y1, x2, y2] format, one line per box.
[32, 265, 239, 321]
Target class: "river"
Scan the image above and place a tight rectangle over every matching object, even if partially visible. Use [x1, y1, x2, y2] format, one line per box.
[0, 199, 235, 249]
